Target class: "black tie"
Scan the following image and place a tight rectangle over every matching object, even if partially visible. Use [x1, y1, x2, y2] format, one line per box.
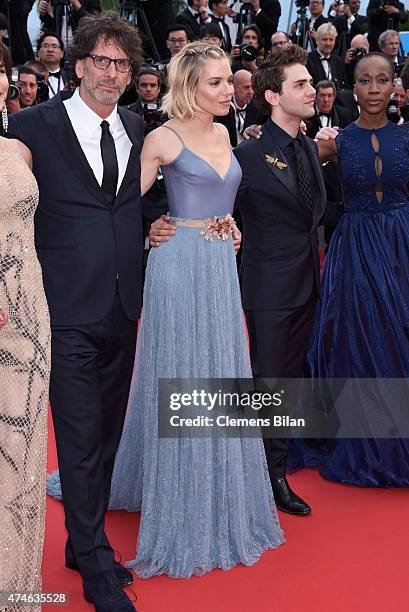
[293, 137, 313, 212]
[49, 71, 61, 79]
[100, 120, 118, 203]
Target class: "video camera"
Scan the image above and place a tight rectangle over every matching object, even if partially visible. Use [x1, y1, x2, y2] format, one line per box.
[142, 102, 169, 134]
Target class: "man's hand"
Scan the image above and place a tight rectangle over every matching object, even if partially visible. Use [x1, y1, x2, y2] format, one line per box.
[309, 29, 317, 41]
[149, 215, 176, 248]
[232, 225, 241, 255]
[243, 124, 262, 140]
[300, 120, 307, 135]
[0, 307, 8, 330]
[39, 0, 53, 15]
[343, 3, 352, 17]
[314, 126, 339, 142]
[383, 4, 399, 14]
[345, 47, 354, 64]
[69, 0, 82, 10]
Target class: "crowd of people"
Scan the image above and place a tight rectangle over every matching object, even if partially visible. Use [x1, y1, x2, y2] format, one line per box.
[1, 1, 409, 611]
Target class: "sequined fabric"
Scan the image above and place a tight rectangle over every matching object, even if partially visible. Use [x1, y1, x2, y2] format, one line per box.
[0, 142, 50, 610]
[297, 123, 409, 486]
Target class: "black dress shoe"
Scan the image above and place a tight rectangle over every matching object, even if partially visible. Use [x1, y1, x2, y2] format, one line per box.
[83, 570, 136, 611]
[66, 558, 134, 586]
[270, 476, 311, 515]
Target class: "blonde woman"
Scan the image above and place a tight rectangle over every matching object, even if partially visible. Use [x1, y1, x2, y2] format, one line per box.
[109, 42, 284, 578]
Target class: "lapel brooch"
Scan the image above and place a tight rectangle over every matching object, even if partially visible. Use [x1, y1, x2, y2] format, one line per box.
[265, 154, 287, 170]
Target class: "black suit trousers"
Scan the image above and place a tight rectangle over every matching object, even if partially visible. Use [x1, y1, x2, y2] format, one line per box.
[245, 293, 316, 476]
[49, 289, 137, 577]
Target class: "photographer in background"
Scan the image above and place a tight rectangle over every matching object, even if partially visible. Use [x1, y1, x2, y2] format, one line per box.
[367, 0, 407, 51]
[39, 0, 101, 40]
[0, 0, 34, 64]
[209, 0, 232, 51]
[344, 32, 369, 86]
[37, 32, 67, 97]
[378, 29, 405, 75]
[165, 24, 190, 59]
[175, 0, 212, 42]
[329, 0, 367, 58]
[16, 65, 40, 109]
[290, 0, 328, 51]
[249, 0, 281, 52]
[231, 23, 262, 73]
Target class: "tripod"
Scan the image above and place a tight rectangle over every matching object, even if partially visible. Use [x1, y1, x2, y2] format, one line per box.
[53, 0, 72, 50]
[118, 0, 160, 61]
[235, 2, 255, 40]
[293, 5, 310, 50]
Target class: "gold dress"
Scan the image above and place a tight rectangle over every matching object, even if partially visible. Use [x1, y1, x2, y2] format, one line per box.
[0, 141, 50, 611]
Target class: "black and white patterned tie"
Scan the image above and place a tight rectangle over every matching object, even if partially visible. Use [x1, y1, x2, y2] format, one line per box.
[293, 137, 313, 212]
[100, 120, 118, 203]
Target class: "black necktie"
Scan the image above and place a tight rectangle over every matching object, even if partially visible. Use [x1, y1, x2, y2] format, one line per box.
[100, 120, 118, 203]
[320, 55, 331, 61]
[293, 137, 313, 212]
[49, 71, 60, 79]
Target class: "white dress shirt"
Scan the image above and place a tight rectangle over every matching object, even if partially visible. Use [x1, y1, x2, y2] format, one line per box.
[63, 88, 132, 193]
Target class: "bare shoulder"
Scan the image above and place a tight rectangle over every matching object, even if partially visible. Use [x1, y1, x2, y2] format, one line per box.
[6, 138, 33, 168]
[213, 122, 230, 141]
[142, 122, 184, 165]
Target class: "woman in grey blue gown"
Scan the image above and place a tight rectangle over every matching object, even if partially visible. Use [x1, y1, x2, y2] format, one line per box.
[109, 42, 284, 578]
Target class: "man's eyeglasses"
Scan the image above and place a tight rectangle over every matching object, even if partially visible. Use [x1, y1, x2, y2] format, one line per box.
[40, 43, 61, 50]
[168, 38, 186, 44]
[272, 40, 288, 47]
[87, 54, 133, 73]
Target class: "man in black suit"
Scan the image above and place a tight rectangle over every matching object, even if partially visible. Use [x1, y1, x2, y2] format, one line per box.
[176, 0, 212, 42]
[367, 0, 407, 51]
[39, 0, 101, 37]
[216, 69, 258, 146]
[210, 0, 232, 52]
[0, 0, 34, 64]
[378, 29, 406, 76]
[290, 0, 328, 50]
[234, 45, 342, 515]
[329, 0, 368, 58]
[8, 13, 144, 612]
[251, 0, 281, 52]
[306, 22, 348, 88]
[305, 79, 351, 137]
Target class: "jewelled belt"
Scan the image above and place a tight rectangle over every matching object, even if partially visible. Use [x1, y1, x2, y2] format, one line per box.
[171, 213, 235, 241]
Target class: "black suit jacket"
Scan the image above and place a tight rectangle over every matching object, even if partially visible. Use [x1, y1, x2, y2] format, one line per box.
[40, 0, 101, 34]
[8, 94, 144, 326]
[331, 13, 368, 57]
[367, 0, 407, 51]
[175, 7, 201, 41]
[215, 101, 258, 147]
[210, 15, 232, 52]
[291, 14, 328, 50]
[255, 0, 281, 52]
[306, 49, 348, 89]
[234, 119, 341, 310]
[305, 103, 351, 138]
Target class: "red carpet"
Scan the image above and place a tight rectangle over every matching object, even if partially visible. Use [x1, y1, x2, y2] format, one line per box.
[44, 411, 409, 612]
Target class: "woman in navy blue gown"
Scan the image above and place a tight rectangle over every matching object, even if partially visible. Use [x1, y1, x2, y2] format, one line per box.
[298, 52, 409, 486]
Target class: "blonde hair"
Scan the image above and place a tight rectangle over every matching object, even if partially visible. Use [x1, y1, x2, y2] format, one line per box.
[316, 23, 337, 40]
[161, 42, 228, 120]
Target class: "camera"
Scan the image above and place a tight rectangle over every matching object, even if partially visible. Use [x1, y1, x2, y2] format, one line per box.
[295, 0, 309, 8]
[386, 98, 400, 123]
[8, 84, 20, 101]
[142, 102, 169, 134]
[351, 47, 367, 61]
[382, 0, 399, 7]
[241, 44, 258, 62]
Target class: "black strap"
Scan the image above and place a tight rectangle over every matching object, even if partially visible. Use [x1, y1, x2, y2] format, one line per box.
[100, 120, 118, 203]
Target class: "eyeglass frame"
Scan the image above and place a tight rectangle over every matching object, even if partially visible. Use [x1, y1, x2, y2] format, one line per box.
[86, 53, 134, 73]
[39, 43, 62, 50]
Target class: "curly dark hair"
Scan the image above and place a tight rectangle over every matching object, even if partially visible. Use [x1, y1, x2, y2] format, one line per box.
[69, 12, 143, 82]
[0, 42, 12, 84]
[252, 45, 308, 116]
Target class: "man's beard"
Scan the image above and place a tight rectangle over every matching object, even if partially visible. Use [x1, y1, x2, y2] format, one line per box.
[82, 67, 125, 105]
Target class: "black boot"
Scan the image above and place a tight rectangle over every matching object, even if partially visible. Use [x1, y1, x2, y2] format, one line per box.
[270, 476, 311, 515]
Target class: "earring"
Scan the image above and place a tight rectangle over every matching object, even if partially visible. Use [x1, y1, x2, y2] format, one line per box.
[2, 103, 8, 134]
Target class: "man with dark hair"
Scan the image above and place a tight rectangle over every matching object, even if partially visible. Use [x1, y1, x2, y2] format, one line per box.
[233, 46, 341, 515]
[175, 0, 212, 41]
[16, 65, 39, 108]
[290, 0, 328, 50]
[199, 21, 224, 46]
[8, 12, 144, 611]
[129, 68, 162, 115]
[367, 0, 407, 51]
[37, 32, 67, 98]
[165, 23, 190, 58]
[209, 0, 232, 52]
[305, 79, 351, 137]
